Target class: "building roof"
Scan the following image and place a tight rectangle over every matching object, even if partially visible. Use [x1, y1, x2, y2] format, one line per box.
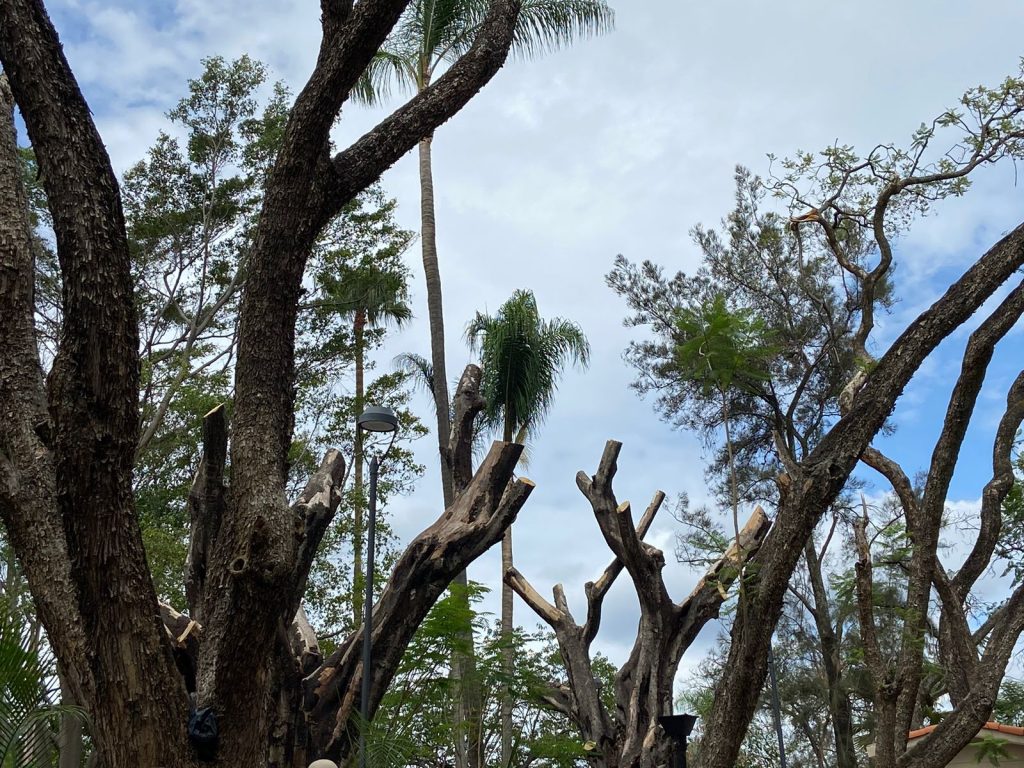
[909, 722, 1024, 740]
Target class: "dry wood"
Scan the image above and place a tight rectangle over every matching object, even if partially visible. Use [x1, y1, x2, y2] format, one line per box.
[510, 441, 770, 768]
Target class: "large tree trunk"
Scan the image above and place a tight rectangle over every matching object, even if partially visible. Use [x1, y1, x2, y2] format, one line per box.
[0, 0, 523, 763]
[0, 28, 190, 766]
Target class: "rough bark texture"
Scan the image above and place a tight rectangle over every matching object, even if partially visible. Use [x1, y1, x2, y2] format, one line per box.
[509, 441, 771, 768]
[0, 0, 523, 763]
[306, 439, 533, 760]
[849, 280, 1024, 768]
[699, 221, 1024, 768]
[0, 21, 190, 760]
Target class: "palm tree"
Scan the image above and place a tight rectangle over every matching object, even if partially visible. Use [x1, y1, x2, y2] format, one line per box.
[356, 8, 611, 763]
[355, 0, 613, 506]
[466, 288, 590, 767]
[316, 262, 412, 624]
[0, 590, 86, 768]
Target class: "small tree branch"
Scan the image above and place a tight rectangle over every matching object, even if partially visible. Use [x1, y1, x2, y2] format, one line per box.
[583, 491, 664, 645]
[447, 364, 485, 495]
[289, 448, 348, 620]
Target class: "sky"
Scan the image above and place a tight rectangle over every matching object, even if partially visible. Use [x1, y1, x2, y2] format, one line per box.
[32, 0, 1024, 677]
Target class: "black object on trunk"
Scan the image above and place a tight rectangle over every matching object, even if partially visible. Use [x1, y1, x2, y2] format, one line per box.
[659, 713, 697, 768]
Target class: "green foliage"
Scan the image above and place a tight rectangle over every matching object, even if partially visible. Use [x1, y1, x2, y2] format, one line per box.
[371, 583, 612, 768]
[993, 679, 1024, 727]
[971, 734, 1011, 766]
[608, 167, 855, 506]
[0, 594, 85, 768]
[672, 293, 776, 398]
[466, 289, 590, 443]
[353, 0, 613, 100]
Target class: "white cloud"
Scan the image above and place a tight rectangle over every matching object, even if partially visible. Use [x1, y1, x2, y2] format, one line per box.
[37, 0, 1024, 667]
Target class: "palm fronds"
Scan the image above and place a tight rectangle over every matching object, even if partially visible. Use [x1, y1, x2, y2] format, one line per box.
[512, 0, 614, 59]
[355, 0, 614, 100]
[0, 599, 86, 768]
[394, 352, 435, 396]
[465, 289, 589, 443]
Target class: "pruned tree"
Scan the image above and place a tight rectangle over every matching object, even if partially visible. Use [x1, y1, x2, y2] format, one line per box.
[0, 0, 531, 764]
[507, 440, 771, 768]
[610, 66, 1024, 768]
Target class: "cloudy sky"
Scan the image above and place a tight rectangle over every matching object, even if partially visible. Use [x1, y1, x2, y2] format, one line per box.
[35, 0, 1024, 674]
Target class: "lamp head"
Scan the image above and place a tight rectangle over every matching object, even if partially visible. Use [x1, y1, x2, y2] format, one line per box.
[658, 713, 697, 740]
[357, 406, 399, 434]
[308, 761, 339, 768]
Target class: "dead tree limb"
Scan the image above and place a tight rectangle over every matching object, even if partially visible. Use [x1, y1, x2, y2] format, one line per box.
[306, 440, 534, 760]
[510, 441, 770, 768]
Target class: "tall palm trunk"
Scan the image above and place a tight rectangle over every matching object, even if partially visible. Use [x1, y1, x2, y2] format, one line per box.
[418, 133, 483, 768]
[419, 136, 455, 506]
[352, 307, 366, 626]
[500, 416, 515, 768]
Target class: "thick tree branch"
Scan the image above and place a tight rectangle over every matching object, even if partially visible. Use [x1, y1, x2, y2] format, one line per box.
[953, 368, 1024, 598]
[325, 0, 522, 215]
[305, 441, 533, 760]
[289, 448, 348, 619]
[185, 404, 228, 623]
[673, 506, 771, 648]
[0, 71, 94, 712]
[447, 364, 485, 494]
[577, 441, 671, 615]
[583, 491, 664, 645]
[702, 222, 1024, 768]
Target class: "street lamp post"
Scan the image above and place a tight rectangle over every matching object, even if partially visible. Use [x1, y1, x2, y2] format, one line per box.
[356, 406, 399, 768]
[659, 713, 697, 768]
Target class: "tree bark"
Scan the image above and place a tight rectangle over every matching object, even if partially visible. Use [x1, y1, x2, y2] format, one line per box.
[802, 537, 857, 768]
[0, 0, 524, 762]
[699, 221, 1024, 768]
[305, 439, 534, 761]
[0, 13, 190, 759]
[509, 441, 771, 768]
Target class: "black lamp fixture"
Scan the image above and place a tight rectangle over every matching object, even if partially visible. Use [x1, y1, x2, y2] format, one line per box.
[356, 405, 399, 434]
[659, 713, 697, 768]
[355, 406, 398, 768]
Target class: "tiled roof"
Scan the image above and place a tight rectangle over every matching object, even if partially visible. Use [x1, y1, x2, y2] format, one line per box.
[908, 722, 1024, 740]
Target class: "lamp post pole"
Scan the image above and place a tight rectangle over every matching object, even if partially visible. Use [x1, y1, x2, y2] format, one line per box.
[359, 454, 379, 768]
[355, 405, 398, 768]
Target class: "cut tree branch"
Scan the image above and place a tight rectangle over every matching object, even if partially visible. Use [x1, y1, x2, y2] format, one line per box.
[305, 440, 533, 760]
